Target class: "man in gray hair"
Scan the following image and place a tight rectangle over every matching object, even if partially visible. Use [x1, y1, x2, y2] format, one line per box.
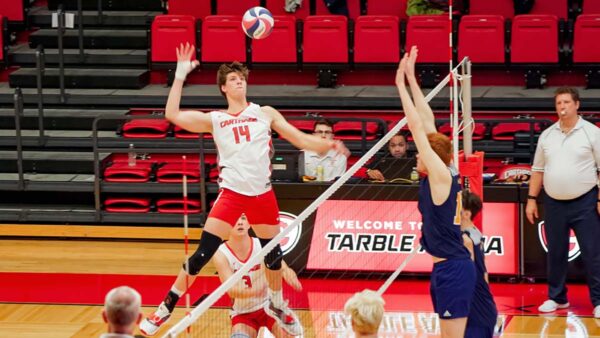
[102, 286, 142, 337]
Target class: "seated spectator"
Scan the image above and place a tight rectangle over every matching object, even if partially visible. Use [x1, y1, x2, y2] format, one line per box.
[101, 286, 142, 338]
[363, 131, 411, 181]
[344, 289, 385, 337]
[302, 118, 348, 181]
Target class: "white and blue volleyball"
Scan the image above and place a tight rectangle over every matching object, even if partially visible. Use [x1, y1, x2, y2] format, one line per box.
[241, 7, 274, 39]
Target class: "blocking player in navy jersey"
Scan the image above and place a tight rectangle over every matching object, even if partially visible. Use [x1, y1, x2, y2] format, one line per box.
[395, 46, 476, 338]
[460, 190, 498, 338]
[140, 43, 348, 336]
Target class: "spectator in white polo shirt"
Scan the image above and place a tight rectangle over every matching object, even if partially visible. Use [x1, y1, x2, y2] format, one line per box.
[526, 87, 600, 318]
[302, 118, 348, 181]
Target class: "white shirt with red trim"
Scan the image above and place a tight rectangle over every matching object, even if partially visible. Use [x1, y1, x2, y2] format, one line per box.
[210, 103, 274, 196]
[218, 237, 267, 315]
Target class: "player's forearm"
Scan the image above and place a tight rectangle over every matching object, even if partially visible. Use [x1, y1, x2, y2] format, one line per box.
[398, 83, 424, 133]
[165, 79, 185, 123]
[227, 285, 264, 299]
[299, 134, 334, 154]
[528, 172, 543, 197]
[407, 76, 436, 134]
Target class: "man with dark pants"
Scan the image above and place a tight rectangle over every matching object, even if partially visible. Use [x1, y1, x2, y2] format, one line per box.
[526, 87, 600, 317]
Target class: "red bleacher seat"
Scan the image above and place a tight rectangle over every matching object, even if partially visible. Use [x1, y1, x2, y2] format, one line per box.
[469, 0, 514, 19]
[288, 120, 315, 133]
[510, 15, 558, 63]
[583, 0, 600, 14]
[105, 197, 151, 213]
[354, 16, 400, 63]
[265, 0, 310, 19]
[303, 15, 349, 63]
[104, 162, 154, 183]
[333, 121, 381, 140]
[201, 16, 247, 63]
[151, 15, 196, 63]
[3, 0, 25, 22]
[156, 162, 201, 183]
[458, 15, 505, 64]
[252, 16, 297, 63]
[438, 122, 487, 140]
[216, 0, 260, 15]
[367, 0, 408, 19]
[157, 198, 202, 213]
[405, 15, 447, 63]
[167, 0, 211, 19]
[491, 122, 541, 140]
[154, 154, 219, 182]
[530, 0, 567, 20]
[122, 119, 171, 138]
[573, 15, 600, 63]
[315, 0, 362, 19]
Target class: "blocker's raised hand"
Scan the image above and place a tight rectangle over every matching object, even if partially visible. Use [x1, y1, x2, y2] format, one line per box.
[175, 42, 199, 81]
[405, 46, 419, 79]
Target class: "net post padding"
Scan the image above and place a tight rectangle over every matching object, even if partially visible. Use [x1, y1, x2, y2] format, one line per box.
[459, 151, 484, 230]
[161, 59, 471, 338]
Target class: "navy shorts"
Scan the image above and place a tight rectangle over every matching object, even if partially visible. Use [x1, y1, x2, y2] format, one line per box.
[465, 324, 494, 338]
[430, 258, 476, 319]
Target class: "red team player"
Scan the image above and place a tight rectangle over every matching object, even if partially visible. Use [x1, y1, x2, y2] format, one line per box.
[213, 215, 302, 338]
[140, 43, 348, 336]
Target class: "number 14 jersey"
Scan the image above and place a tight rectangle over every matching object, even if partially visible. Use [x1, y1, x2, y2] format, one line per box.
[210, 103, 274, 196]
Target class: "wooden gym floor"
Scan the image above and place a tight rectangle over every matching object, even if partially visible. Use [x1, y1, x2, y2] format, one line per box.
[1, 225, 600, 337]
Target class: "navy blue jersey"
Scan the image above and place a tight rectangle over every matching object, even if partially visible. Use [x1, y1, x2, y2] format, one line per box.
[465, 228, 498, 332]
[418, 172, 470, 260]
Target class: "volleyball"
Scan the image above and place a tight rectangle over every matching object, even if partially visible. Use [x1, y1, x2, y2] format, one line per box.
[241, 6, 274, 39]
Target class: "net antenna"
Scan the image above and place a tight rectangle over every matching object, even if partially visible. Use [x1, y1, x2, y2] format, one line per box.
[162, 58, 472, 338]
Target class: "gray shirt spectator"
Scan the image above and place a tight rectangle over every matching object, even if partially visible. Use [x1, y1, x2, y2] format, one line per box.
[532, 116, 600, 200]
[526, 87, 600, 318]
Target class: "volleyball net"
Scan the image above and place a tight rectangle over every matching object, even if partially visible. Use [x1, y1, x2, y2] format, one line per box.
[161, 57, 475, 338]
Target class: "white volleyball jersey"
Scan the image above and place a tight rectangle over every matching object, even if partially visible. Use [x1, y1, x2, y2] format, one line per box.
[218, 237, 267, 315]
[210, 103, 274, 196]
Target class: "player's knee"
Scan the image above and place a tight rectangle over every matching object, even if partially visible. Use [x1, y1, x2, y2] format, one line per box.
[260, 238, 283, 270]
[184, 231, 223, 275]
[230, 333, 251, 338]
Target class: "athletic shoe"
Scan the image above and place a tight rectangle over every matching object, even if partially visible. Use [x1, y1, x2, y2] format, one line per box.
[140, 302, 171, 336]
[594, 305, 600, 318]
[538, 299, 570, 313]
[265, 299, 303, 336]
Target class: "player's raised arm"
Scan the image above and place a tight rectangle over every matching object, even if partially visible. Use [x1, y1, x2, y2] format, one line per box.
[265, 106, 349, 157]
[396, 52, 451, 204]
[165, 43, 212, 134]
[404, 46, 437, 134]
